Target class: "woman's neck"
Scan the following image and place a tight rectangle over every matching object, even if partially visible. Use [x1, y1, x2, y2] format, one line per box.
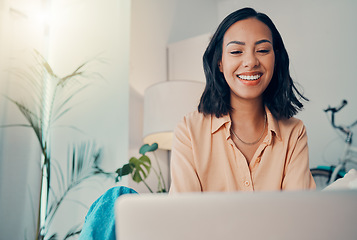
[230, 97, 265, 127]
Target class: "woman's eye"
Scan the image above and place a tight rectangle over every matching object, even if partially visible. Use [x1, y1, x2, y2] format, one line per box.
[230, 50, 242, 55]
[257, 49, 270, 54]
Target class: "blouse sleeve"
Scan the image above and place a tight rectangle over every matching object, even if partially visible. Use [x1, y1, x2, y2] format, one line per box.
[169, 117, 202, 193]
[282, 122, 316, 190]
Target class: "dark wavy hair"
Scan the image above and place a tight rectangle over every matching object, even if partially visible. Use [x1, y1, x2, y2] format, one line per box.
[198, 7, 307, 119]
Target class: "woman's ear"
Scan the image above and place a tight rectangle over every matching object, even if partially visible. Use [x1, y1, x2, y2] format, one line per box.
[218, 61, 223, 72]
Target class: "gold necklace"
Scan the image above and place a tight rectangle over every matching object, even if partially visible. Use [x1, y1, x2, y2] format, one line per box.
[230, 114, 267, 145]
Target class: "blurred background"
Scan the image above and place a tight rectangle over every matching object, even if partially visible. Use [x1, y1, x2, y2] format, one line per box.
[0, 0, 356, 239]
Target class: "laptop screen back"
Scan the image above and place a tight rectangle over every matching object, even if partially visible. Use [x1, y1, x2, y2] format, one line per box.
[115, 190, 357, 240]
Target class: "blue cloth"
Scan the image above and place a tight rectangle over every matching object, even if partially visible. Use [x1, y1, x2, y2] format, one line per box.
[78, 186, 138, 240]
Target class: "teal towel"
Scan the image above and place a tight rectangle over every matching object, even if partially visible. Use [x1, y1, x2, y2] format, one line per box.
[78, 186, 138, 240]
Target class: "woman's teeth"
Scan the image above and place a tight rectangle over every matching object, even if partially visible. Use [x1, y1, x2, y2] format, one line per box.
[238, 74, 261, 81]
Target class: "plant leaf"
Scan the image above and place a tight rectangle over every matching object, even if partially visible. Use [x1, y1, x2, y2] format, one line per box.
[34, 49, 57, 78]
[129, 156, 151, 183]
[63, 223, 82, 240]
[139, 143, 158, 155]
[44, 141, 105, 230]
[47, 233, 57, 240]
[115, 163, 133, 182]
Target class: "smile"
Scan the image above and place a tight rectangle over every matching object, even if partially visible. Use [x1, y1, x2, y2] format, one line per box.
[237, 74, 262, 81]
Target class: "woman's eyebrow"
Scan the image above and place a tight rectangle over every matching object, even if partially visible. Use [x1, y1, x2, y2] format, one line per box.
[226, 39, 272, 46]
[255, 39, 272, 45]
[226, 40, 245, 46]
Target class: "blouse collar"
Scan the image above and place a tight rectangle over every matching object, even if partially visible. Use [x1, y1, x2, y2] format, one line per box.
[211, 106, 282, 145]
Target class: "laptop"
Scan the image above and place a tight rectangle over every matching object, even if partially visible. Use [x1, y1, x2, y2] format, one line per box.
[115, 190, 357, 240]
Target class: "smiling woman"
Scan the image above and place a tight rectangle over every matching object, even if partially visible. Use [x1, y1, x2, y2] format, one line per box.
[169, 7, 315, 193]
[219, 18, 275, 101]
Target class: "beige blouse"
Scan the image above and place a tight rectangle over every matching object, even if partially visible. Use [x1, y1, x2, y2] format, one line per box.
[170, 107, 316, 192]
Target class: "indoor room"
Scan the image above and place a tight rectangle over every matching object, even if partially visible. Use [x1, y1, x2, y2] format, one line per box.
[0, 0, 356, 239]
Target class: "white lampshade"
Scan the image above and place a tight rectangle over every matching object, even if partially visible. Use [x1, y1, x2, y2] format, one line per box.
[143, 80, 205, 150]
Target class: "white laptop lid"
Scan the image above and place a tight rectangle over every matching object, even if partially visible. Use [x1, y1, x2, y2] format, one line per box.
[115, 190, 357, 240]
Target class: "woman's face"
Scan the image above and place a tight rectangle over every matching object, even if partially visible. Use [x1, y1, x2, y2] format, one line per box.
[219, 17, 275, 103]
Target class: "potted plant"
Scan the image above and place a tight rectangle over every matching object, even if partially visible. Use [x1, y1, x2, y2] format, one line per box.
[2, 50, 114, 239]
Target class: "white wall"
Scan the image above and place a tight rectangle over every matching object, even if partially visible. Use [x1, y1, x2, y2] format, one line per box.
[168, 33, 210, 82]
[217, 0, 357, 169]
[46, 0, 131, 238]
[128, 0, 218, 193]
[129, 0, 218, 99]
[0, 0, 131, 239]
[0, 0, 47, 239]
[48, 0, 130, 170]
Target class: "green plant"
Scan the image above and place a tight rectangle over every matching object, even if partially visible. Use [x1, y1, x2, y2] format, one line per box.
[116, 143, 167, 193]
[1, 50, 112, 240]
[42, 141, 112, 240]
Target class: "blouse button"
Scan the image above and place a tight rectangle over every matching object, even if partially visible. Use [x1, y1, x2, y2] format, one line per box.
[244, 181, 250, 187]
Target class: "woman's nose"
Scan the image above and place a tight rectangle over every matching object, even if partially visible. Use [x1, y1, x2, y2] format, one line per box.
[243, 52, 259, 68]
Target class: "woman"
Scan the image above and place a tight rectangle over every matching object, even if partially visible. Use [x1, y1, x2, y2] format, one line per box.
[169, 7, 316, 192]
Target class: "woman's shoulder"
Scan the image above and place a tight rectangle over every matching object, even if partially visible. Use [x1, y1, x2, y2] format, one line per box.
[279, 116, 304, 126]
[179, 110, 212, 125]
[266, 106, 305, 135]
[175, 110, 212, 133]
[277, 116, 306, 137]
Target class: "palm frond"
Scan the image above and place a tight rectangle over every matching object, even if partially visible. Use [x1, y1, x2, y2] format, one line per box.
[33, 49, 57, 78]
[63, 198, 88, 210]
[50, 159, 66, 199]
[47, 186, 58, 210]
[44, 141, 107, 231]
[47, 233, 58, 240]
[51, 125, 86, 135]
[0, 124, 32, 128]
[4, 97, 44, 149]
[7, 57, 54, 149]
[51, 85, 90, 124]
[4, 49, 110, 240]
[7, 50, 95, 143]
[63, 224, 82, 240]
